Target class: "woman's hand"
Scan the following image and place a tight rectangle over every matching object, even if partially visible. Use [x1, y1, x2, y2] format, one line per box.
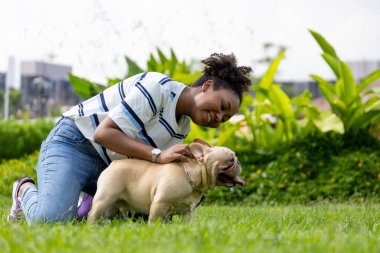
[156, 144, 192, 164]
[94, 117, 193, 164]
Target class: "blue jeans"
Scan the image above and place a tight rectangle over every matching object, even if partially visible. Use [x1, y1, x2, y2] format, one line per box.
[21, 117, 107, 224]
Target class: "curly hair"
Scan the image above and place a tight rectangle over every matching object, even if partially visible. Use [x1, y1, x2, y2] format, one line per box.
[192, 53, 253, 102]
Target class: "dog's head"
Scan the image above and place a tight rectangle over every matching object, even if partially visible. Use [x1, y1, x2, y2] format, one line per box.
[189, 139, 245, 188]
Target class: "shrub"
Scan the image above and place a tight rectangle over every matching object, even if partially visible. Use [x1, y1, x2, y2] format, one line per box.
[0, 119, 54, 160]
[0, 152, 39, 196]
[206, 133, 380, 204]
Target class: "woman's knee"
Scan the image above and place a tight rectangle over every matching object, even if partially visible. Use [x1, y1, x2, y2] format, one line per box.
[26, 204, 77, 224]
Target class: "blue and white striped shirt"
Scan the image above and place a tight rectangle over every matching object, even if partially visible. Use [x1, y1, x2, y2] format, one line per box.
[63, 72, 191, 164]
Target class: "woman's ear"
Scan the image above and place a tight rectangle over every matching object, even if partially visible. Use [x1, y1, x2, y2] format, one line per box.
[189, 143, 210, 161]
[202, 80, 214, 92]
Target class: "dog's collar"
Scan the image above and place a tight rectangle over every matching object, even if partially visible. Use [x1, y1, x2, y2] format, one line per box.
[177, 162, 205, 193]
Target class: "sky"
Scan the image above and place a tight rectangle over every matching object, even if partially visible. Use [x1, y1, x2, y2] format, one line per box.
[1, 0, 380, 85]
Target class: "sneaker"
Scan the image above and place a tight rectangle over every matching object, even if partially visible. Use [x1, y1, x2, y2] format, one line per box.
[77, 192, 93, 219]
[8, 177, 35, 223]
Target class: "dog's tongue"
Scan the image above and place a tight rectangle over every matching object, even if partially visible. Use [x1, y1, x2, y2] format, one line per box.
[233, 176, 245, 187]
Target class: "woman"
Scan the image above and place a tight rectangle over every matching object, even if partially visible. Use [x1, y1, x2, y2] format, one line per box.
[9, 53, 252, 224]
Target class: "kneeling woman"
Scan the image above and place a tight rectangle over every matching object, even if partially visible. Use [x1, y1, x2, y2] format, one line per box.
[9, 53, 252, 224]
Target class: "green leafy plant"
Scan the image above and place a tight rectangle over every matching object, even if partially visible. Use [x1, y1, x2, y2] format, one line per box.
[184, 120, 245, 149]
[69, 48, 202, 100]
[68, 74, 102, 100]
[309, 30, 380, 134]
[241, 50, 343, 151]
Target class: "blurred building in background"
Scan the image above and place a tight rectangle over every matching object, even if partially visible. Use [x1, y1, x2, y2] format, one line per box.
[0, 61, 79, 118]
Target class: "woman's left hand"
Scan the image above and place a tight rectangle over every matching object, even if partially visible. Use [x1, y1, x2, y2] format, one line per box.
[156, 144, 192, 164]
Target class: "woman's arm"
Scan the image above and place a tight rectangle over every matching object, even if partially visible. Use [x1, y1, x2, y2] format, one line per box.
[93, 117, 191, 164]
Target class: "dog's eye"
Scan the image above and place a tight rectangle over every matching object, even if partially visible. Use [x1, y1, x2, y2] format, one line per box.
[229, 158, 234, 164]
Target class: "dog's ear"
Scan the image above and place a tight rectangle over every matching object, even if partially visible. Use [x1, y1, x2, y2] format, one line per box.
[189, 142, 210, 161]
[192, 138, 212, 147]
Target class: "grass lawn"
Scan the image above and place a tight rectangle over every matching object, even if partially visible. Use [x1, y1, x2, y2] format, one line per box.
[1, 195, 379, 253]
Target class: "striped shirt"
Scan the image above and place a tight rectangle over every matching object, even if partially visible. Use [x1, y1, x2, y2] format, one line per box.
[63, 72, 191, 164]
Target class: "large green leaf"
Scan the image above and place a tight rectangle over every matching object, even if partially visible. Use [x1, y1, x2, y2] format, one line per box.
[157, 48, 168, 65]
[309, 30, 338, 58]
[169, 49, 179, 77]
[310, 74, 335, 106]
[147, 54, 159, 71]
[259, 50, 285, 89]
[125, 57, 144, 77]
[291, 90, 312, 107]
[350, 110, 380, 132]
[322, 53, 340, 78]
[335, 78, 344, 98]
[339, 61, 357, 104]
[357, 68, 380, 93]
[312, 111, 344, 134]
[346, 107, 363, 130]
[268, 85, 294, 119]
[68, 74, 101, 100]
[363, 96, 380, 112]
[333, 98, 348, 116]
[363, 87, 380, 95]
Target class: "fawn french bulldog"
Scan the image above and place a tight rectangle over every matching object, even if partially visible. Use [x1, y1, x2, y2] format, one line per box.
[88, 140, 245, 224]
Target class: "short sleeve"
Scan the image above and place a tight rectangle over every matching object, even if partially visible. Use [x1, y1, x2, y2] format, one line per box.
[108, 74, 163, 140]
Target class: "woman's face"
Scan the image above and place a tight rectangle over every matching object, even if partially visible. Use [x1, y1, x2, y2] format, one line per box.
[191, 80, 240, 128]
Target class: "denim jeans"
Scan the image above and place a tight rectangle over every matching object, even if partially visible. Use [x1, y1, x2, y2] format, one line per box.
[20, 117, 107, 224]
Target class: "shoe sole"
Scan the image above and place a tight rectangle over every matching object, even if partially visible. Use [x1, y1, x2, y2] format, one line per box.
[8, 181, 23, 223]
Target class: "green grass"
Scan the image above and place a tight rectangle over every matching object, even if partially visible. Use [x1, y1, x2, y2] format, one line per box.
[1, 196, 380, 253]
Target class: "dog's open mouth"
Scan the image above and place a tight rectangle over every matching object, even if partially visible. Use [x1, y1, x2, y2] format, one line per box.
[217, 173, 245, 187]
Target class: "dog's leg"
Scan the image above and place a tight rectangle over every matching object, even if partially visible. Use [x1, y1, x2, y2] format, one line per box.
[88, 191, 120, 223]
[103, 204, 119, 219]
[148, 201, 170, 225]
[88, 199, 112, 223]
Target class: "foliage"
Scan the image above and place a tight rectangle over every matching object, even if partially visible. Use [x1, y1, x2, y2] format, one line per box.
[1, 200, 380, 253]
[240, 50, 343, 151]
[184, 120, 247, 149]
[309, 30, 380, 134]
[125, 48, 202, 85]
[0, 152, 39, 195]
[207, 132, 380, 204]
[68, 74, 102, 101]
[0, 119, 54, 160]
[1, 133, 379, 204]
[69, 33, 378, 152]
[69, 48, 202, 100]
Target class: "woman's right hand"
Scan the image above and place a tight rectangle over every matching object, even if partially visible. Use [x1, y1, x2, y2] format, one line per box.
[156, 144, 192, 164]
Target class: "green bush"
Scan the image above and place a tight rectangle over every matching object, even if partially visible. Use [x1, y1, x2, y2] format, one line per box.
[1, 135, 379, 204]
[0, 119, 54, 160]
[206, 133, 380, 204]
[0, 152, 39, 196]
